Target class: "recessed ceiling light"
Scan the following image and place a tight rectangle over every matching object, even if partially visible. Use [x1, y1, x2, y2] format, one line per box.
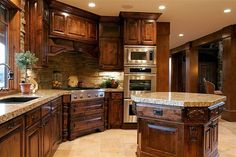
[224, 9, 231, 13]
[179, 34, 184, 37]
[88, 2, 96, 8]
[158, 5, 166, 10]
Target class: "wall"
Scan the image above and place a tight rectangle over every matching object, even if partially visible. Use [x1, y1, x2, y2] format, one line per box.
[35, 52, 124, 89]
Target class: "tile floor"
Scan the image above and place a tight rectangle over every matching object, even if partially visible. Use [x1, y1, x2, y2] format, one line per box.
[53, 120, 236, 157]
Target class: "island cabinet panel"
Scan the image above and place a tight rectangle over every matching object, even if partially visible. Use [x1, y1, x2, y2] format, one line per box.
[139, 118, 184, 157]
[0, 116, 24, 157]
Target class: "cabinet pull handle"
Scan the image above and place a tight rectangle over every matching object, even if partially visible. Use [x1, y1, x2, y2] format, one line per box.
[153, 108, 163, 116]
[148, 124, 176, 133]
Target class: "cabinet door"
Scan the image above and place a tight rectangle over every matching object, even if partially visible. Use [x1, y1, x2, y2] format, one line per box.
[124, 19, 140, 45]
[87, 20, 97, 40]
[0, 117, 24, 157]
[141, 20, 156, 45]
[26, 122, 41, 157]
[67, 15, 86, 38]
[51, 11, 66, 35]
[99, 22, 120, 38]
[99, 38, 122, 70]
[41, 115, 52, 157]
[52, 106, 62, 153]
[109, 100, 123, 128]
[140, 119, 183, 157]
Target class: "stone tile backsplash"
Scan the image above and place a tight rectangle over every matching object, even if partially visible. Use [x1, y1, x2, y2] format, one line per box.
[35, 52, 123, 89]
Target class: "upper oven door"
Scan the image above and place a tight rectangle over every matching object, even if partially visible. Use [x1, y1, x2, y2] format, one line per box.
[124, 45, 156, 66]
[124, 73, 156, 98]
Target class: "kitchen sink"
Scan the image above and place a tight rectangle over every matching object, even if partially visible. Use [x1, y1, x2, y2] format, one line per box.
[0, 97, 39, 104]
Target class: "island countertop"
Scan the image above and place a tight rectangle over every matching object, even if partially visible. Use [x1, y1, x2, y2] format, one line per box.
[131, 92, 226, 107]
[0, 90, 70, 124]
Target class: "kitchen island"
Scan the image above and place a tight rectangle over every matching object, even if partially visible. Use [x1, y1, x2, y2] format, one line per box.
[131, 92, 226, 157]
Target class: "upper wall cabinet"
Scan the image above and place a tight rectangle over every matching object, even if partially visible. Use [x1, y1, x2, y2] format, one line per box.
[50, 10, 98, 44]
[49, 1, 99, 45]
[25, 0, 49, 66]
[99, 17, 123, 70]
[120, 12, 161, 45]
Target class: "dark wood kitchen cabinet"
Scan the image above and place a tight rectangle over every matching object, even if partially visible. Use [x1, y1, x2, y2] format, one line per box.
[120, 12, 161, 45]
[0, 116, 25, 157]
[25, 0, 49, 66]
[49, 1, 99, 44]
[41, 115, 52, 157]
[99, 17, 123, 70]
[105, 92, 123, 129]
[69, 98, 105, 140]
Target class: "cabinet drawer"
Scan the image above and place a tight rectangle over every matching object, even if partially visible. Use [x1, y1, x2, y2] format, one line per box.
[0, 116, 24, 138]
[26, 107, 41, 128]
[70, 114, 104, 131]
[41, 102, 51, 117]
[136, 105, 183, 122]
[51, 97, 62, 110]
[71, 103, 103, 115]
[111, 92, 123, 100]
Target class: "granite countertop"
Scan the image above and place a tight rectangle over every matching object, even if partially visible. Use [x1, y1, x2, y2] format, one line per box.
[131, 92, 226, 107]
[0, 90, 70, 125]
[103, 88, 124, 92]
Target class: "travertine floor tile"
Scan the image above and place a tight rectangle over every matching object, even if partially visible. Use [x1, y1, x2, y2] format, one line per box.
[53, 120, 236, 157]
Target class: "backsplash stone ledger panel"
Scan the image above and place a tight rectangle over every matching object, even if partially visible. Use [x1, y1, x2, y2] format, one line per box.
[36, 52, 123, 89]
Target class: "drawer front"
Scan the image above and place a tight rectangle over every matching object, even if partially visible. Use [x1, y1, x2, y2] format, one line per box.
[70, 114, 104, 131]
[0, 116, 24, 138]
[26, 107, 41, 128]
[42, 102, 51, 117]
[136, 105, 183, 122]
[51, 97, 62, 110]
[71, 100, 104, 115]
[111, 92, 123, 100]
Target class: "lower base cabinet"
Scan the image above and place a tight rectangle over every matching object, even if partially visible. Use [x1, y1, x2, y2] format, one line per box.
[0, 96, 63, 157]
[0, 116, 25, 157]
[25, 122, 41, 157]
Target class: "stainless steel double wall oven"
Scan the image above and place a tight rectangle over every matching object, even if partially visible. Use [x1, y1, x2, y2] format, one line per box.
[123, 45, 157, 123]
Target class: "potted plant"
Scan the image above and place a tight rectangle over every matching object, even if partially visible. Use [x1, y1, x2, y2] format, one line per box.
[15, 51, 38, 94]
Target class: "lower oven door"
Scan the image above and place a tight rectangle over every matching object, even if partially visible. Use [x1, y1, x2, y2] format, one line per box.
[124, 99, 137, 123]
[124, 74, 156, 98]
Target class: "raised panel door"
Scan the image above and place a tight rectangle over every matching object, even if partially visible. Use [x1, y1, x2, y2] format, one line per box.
[25, 122, 41, 157]
[109, 100, 123, 128]
[0, 118, 24, 157]
[41, 115, 52, 157]
[51, 11, 66, 35]
[140, 119, 183, 157]
[124, 19, 140, 45]
[52, 106, 62, 153]
[67, 15, 86, 38]
[99, 38, 122, 70]
[87, 20, 97, 40]
[141, 20, 156, 45]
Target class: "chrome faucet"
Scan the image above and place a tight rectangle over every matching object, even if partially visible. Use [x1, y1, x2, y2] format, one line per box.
[0, 63, 14, 80]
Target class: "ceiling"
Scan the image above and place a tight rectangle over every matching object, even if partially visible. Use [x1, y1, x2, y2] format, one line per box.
[58, 0, 236, 49]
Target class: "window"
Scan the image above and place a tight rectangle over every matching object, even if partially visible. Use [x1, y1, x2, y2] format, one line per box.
[0, 4, 8, 88]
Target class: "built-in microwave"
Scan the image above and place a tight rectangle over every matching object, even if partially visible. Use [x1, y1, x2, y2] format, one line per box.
[124, 45, 156, 66]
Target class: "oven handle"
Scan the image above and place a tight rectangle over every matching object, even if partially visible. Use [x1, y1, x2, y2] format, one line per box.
[124, 73, 156, 77]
